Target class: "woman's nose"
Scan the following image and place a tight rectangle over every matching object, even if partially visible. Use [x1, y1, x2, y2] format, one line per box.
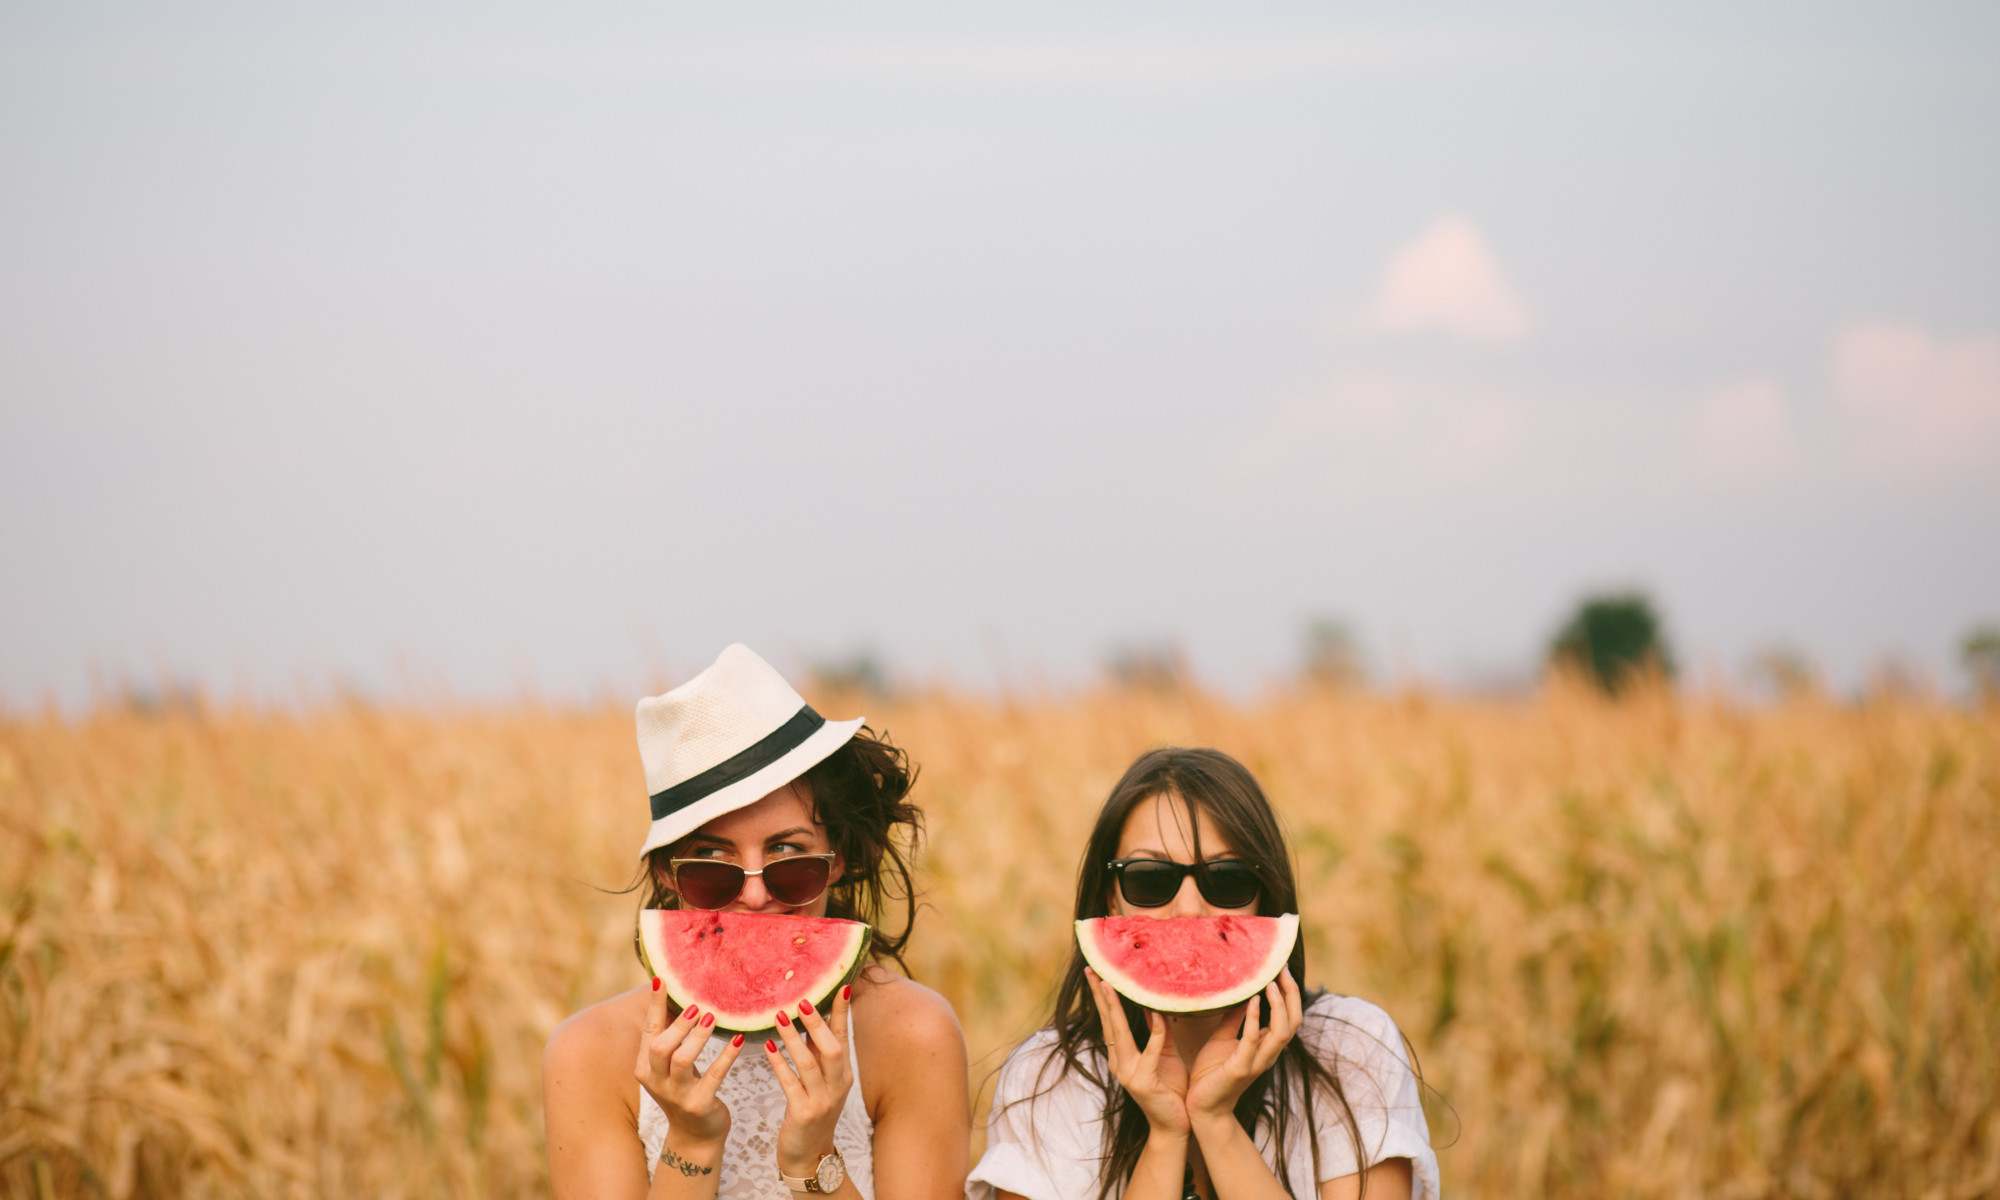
[1169, 873, 1207, 917]
[735, 877, 771, 909]
[733, 860, 773, 910]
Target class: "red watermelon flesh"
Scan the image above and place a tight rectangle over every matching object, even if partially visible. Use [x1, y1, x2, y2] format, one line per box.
[638, 910, 872, 1033]
[1076, 914, 1298, 1013]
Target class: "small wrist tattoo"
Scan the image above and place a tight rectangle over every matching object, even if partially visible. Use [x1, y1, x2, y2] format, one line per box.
[663, 1147, 714, 1177]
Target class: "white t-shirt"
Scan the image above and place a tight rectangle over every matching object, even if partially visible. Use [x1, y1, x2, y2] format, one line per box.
[967, 995, 1439, 1200]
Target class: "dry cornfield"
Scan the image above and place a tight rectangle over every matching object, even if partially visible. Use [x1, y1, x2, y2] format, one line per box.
[2, 683, 1996, 1199]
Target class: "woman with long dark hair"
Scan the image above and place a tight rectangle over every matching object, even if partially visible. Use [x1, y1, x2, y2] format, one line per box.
[544, 645, 969, 1200]
[968, 748, 1438, 1200]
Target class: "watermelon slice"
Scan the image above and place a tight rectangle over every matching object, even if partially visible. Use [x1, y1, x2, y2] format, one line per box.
[1077, 914, 1299, 1013]
[638, 910, 873, 1033]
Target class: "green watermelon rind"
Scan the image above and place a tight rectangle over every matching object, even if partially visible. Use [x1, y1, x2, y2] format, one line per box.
[1076, 913, 1300, 1014]
[638, 910, 873, 1034]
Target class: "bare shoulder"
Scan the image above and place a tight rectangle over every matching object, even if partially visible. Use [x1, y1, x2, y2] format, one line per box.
[544, 988, 653, 1200]
[849, 966, 968, 1116]
[850, 965, 964, 1054]
[544, 987, 648, 1092]
[847, 965, 970, 1182]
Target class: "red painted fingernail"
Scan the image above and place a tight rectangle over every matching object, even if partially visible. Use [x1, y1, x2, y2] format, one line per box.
[702, 1013, 715, 1028]
[765, 1039, 778, 1053]
[841, 985, 851, 1001]
[683, 1003, 698, 1019]
[732, 1033, 745, 1048]
[652, 977, 661, 992]
[798, 999, 813, 1015]
[776, 1010, 790, 1027]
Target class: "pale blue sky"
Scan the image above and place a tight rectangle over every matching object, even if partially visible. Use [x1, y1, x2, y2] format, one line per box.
[3, 2, 1997, 706]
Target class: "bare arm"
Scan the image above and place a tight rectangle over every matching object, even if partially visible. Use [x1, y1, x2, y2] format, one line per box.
[1318, 1158, 1413, 1200]
[766, 988, 866, 1200]
[543, 986, 747, 1200]
[1185, 975, 1305, 1200]
[544, 994, 653, 1200]
[1082, 970, 1194, 1200]
[637, 983, 749, 1200]
[855, 975, 972, 1200]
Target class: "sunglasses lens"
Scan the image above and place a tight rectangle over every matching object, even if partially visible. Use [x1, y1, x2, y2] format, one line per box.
[673, 860, 745, 910]
[763, 856, 833, 906]
[1200, 862, 1260, 908]
[1117, 861, 1184, 908]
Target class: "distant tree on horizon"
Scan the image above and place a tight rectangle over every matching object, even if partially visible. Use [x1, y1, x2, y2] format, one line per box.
[1301, 618, 1367, 689]
[1549, 592, 1675, 694]
[808, 648, 893, 700]
[1105, 641, 1186, 692]
[1964, 625, 2000, 701]
[1750, 646, 1820, 700]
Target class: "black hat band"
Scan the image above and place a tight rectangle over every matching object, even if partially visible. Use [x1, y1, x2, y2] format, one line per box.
[648, 705, 827, 822]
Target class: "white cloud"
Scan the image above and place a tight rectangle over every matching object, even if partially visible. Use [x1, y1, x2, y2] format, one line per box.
[1831, 321, 2000, 463]
[1364, 215, 1533, 345]
[1224, 368, 1804, 504]
[1230, 310, 1997, 508]
[1693, 375, 1790, 470]
[1221, 370, 1527, 494]
[1219, 367, 1688, 505]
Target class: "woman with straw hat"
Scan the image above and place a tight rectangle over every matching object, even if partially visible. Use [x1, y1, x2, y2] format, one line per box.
[544, 645, 969, 1200]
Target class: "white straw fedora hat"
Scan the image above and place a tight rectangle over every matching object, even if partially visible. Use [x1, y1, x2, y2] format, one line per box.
[634, 644, 865, 859]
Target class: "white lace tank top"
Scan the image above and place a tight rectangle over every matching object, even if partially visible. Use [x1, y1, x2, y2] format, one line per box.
[639, 1029, 875, 1200]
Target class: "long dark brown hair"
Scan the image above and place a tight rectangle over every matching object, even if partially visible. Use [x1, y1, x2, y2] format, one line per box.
[1019, 747, 1369, 1200]
[630, 726, 924, 972]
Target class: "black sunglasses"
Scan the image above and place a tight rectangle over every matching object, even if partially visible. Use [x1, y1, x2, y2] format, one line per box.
[1106, 858, 1261, 910]
[668, 853, 838, 911]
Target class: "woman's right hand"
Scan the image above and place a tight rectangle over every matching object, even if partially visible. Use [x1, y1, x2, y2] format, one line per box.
[636, 979, 748, 1149]
[1087, 968, 1190, 1137]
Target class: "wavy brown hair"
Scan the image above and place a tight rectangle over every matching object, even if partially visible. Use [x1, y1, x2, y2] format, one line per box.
[629, 726, 924, 972]
[1014, 747, 1372, 1200]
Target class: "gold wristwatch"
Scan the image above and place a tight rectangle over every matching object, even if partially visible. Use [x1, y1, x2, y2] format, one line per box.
[778, 1150, 845, 1194]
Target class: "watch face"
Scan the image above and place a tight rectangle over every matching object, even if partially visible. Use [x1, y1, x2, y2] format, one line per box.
[815, 1153, 845, 1193]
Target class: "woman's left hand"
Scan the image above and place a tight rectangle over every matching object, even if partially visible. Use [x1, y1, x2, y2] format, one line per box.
[1185, 971, 1303, 1123]
[766, 985, 855, 1180]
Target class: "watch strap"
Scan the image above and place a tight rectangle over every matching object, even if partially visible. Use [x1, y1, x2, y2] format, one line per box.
[778, 1150, 843, 1194]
